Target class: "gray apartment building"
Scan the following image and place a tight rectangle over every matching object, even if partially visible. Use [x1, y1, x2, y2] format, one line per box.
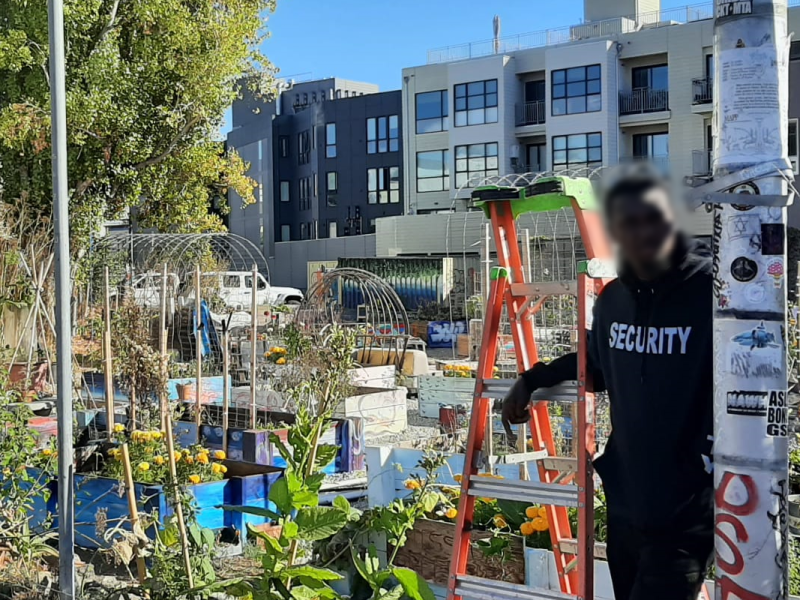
[226, 78, 403, 259]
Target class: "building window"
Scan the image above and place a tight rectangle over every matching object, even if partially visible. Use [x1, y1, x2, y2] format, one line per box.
[300, 223, 307, 240]
[633, 132, 669, 160]
[632, 64, 668, 90]
[280, 180, 290, 202]
[299, 178, 306, 210]
[790, 119, 798, 173]
[416, 90, 449, 133]
[281, 225, 291, 241]
[313, 173, 318, 197]
[367, 115, 399, 154]
[368, 167, 400, 204]
[329, 221, 338, 238]
[279, 136, 289, 158]
[455, 80, 498, 126]
[552, 65, 601, 116]
[298, 130, 310, 164]
[417, 150, 450, 192]
[326, 123, 336, 158]
[455, 142, 499, 188]
[527, 143, 546, 172]
[552, 133, 602, 171]
[327, 171, 338, 193]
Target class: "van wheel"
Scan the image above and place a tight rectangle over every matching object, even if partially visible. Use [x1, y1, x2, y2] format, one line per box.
[286, 300, 301, 306]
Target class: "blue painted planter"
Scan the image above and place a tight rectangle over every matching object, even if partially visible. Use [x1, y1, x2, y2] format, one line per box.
[46, 462, 282, 549]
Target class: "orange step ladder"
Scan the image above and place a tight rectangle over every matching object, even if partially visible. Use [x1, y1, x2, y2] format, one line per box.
[446, 176, 612, 600]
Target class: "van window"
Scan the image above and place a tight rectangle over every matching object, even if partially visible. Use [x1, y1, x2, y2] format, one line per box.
[245, 276, 267, 290]
[223, 275, 240, 288]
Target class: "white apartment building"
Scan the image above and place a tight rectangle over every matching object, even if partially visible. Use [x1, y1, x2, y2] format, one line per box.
[401, 0, 800, 235]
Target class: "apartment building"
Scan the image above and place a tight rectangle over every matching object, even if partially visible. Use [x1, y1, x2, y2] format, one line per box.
[226, 78, 404, 258]
[401, 0, 800, 234]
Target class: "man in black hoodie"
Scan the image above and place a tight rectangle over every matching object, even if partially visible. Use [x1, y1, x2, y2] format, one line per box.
[502, 173, 714, 600]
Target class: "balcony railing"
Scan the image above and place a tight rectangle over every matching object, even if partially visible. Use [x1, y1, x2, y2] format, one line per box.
[692, 77, 713, 104]
[620, 155, 670, 174]
[619, 88, 669, 115]
[692, 150, 713, 176]
[516, 101, 546, 126]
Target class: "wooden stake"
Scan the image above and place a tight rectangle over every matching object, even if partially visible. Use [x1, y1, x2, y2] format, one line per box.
[129, 383, 137, 432]
[194, 265, 202, 442]
[222, 321, 230, 456]
[104, 266, 115, 435]
[159, 264, 169, 432]
[249, 264, 258, 429]
[164, 411, 194, 589]
[120, 444, 147, 584]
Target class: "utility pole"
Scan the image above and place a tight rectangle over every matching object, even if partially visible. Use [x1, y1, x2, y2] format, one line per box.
[47, 0, 76, 596]
[707, 0, 791, 597]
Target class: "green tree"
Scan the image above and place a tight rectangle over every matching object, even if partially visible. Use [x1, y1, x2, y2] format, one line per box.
[0, 0, 275, 248]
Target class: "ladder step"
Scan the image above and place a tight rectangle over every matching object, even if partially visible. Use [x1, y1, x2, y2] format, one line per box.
[495, 450, 548, 465]
[559, 539, 608, 560]
[509, 281, 577, 298]
[541, 457, 577, 474]
[454, 574, 575, 600]
[480, 380, 578, 402]
[468, 477, 578, 506]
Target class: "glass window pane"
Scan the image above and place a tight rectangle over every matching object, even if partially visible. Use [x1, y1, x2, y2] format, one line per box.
[487, 156, 498, 169]
[552, 99, 566, 115]
[390, 115, 398, 136]
[327, 172, 337, 190]
[567, 81, 586, 97]
[390, 139, 398, 152]
[456, 159, 468, 172]
[587, 80, 601, 95]
[417, 118, 440, 134]
[553, 136, 567, 150]
[587, 95, 602, 112]
[443, 151, 450, 174]
[442, 116, 449, 130]
[588, 147, 602, 162]
[487, 143, 498, 155]
[553, 150, 567, 162]
[467, 81, 484, 95]
[552, 84, 566, 99]
[390, 190, 400, 203]
[368, 141, 376, 154]
[568, 134, 587, 148]
[552, 70, 565, 84]
[469, 144, 486, 158]
[418, 151, 444, 177]
[587, 65, 601, 80]
[390, 167, 399, 188]
[368, 192, 377, 204]
[326, 123, 336, 144]
[379, 191, 389, 204]
[486, 79, 497, 93]
[467, 94, 485, 110]
[379, 140, 387, 153]
[455, 97, 467, 111]
[468, 157, 485, 171]
[456, 146, 468, 158]
[588, 133, 602, 147]
[455, 173, 468, 188]
[652, 66, 668, 90]
[567, 96, 586, 113]
[485, 107, 498, 123]
[790, 122, 798, 156]
[368, 169, 377, 191]
[566, 67, 585, 82]
[417, 92, 442, 119]
[455, 111, 467, 126]
[467, 109, 484, 125]
[442, 91, 448, 115]
[568, 149, 588, 163]
[486, 93, 498, 107]
[378, 117, 387, 138]
[367, 118, 376, 140]
[378, 169, 385, 189]
[455, 84, 466, 97]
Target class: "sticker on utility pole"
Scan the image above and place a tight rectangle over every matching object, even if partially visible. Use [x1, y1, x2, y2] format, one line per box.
[719, 45, 783, 165]
[765, 389, 788, 437]
[716, 0, 752, 19]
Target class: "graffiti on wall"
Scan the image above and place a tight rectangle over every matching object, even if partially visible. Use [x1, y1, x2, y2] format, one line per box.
[427, 320, 467, 349]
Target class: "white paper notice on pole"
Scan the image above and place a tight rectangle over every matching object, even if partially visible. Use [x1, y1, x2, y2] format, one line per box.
[719, 46, 783, 165]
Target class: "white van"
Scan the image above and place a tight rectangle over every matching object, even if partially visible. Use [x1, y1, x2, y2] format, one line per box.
[129, 272, 180, 308]
[178, 271, 303, 311]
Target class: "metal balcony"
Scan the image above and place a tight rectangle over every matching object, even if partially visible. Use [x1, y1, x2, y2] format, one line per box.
[620, 155, 669, 174]
[692, 150, 713, 177]
[619, 88, 669, 115]
[692, 77, 713, 104]
[516, 100, 546, 126]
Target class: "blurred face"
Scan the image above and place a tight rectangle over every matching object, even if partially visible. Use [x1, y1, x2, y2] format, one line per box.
[607, 186, 677, 276]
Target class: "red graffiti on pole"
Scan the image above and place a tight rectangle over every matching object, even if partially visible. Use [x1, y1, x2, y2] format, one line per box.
[715, 471, 771, 600]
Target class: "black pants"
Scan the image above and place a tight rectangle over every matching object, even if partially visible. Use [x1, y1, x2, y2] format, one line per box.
[606, 516, 714, 600]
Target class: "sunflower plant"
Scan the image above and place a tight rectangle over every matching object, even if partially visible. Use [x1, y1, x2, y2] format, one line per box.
[103, 427, 227, 486]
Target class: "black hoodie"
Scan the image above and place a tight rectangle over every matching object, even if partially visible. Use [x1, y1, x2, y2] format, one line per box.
[521, 236, 714, 532]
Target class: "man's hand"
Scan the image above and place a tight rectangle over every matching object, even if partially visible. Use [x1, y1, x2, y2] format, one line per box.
[501, 377, 532, 443]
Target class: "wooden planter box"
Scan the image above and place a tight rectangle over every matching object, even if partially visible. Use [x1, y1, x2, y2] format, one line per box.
[393, 519, 525, 587]
[43, 461, 282, 549]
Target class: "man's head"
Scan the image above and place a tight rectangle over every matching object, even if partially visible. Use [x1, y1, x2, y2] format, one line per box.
[604, 171, 677, 279]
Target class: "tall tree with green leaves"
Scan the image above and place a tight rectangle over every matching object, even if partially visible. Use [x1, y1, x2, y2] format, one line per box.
[0, 0, 276, 248]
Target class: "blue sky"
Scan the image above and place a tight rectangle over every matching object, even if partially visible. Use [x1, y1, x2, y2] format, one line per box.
[222, 0, 694, 133]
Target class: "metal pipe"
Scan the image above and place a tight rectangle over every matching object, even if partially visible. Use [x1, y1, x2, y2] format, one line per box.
[47, 0, 75, 593]
[713, 0, 789, 597]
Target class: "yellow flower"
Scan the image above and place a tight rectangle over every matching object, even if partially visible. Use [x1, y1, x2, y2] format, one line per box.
[196, 453, 209, 465]
[454, 474, 463, 483]
[531, 517, 549, 532]
[42, 449, 53, 457]
[220, 465, 227, 474]
[174, 451, 182, 462]
[445, 508, 458, 519]
[184, 456, 194, 465]
[138, 462, 150, 472]
[213, 450, 226, 460]
[537, 507, 547, 519]
[113, 424, 125, 433]
[404, 479, 421, 491]
[150, 431, 162, 441]
[154, 456, 165, 466]
[492, 515, 508, 529]
[182, 449, 191, 457]
[525, 506, 538, 519]
[2, 468, 10, 477]
[211, 463, 222, 474]
[188, 475, 202, 485]
[264, 351, 272, 358]
[520, 521, 535, 536]
[108, 448, 121, 460]
[276, 357, 287, 365]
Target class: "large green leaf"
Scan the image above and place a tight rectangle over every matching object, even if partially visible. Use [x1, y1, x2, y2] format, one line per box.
[295, 507, 347, 541]
[392, 568, 436, 600]
[246, 523, 282, 553]
[378, 585, 405, 600]
[269, 478, 292, 516]
[284, 565, 343, 581]
[222, 505, 281, 521]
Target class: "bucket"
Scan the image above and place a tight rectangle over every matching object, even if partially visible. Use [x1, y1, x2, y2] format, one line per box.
[439, 405, 457, 431]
